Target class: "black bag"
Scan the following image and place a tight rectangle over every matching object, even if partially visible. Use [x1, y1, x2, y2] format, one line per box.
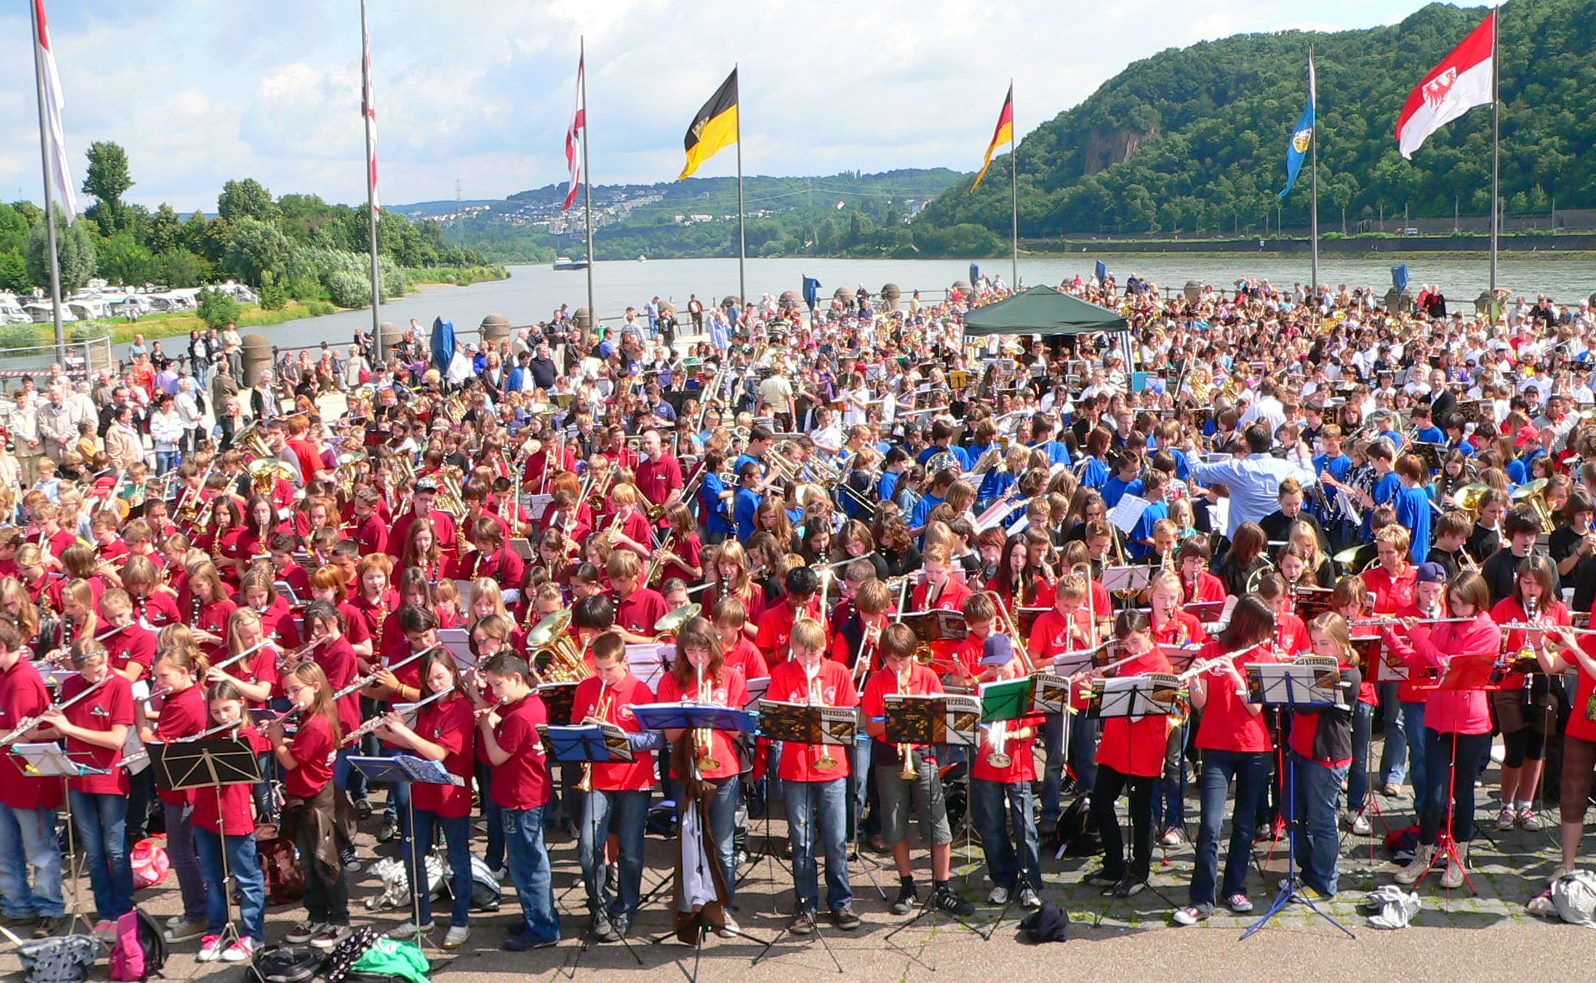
[1052, 794, 1101, 857]
[1019, 901, 1070, 943]
[243, 947, 323, 983]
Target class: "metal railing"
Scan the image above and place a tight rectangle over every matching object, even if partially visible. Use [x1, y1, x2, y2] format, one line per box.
[0, 336, 113, 390]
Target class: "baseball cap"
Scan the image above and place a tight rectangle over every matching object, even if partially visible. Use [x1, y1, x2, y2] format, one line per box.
[1414, 562, 1447, 584]
[981, 635, 1015, 667]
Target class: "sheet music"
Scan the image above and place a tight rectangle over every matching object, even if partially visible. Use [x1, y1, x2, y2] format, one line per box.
[1107, 493, 1150, 534]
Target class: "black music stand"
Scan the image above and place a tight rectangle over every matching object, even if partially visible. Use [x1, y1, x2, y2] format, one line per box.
[1238, 664, 1356, 941]
[152, 737, 262, 952]
[1084, 676, 1181, 909]
[349, 754, 464, 952]
[539, 725, 644, 976]
[751, 702, 853, 972]
[12, 743, 109, 937]
[1405, 655, 1498, 895]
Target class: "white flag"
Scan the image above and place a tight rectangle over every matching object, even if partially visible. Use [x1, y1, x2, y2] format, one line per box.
[362, 26, 379, 212]
[33, 0, 77, 223]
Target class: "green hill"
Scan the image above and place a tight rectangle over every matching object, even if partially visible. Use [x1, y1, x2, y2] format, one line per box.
[917, 0, 1596, 239]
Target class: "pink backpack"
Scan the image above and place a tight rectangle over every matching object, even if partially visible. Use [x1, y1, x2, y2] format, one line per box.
[129, 838, 170, 890]
[108, 909, 166, 981]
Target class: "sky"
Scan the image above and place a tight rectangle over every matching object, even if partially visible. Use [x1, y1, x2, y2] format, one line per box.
[1, 0, 1465, 214]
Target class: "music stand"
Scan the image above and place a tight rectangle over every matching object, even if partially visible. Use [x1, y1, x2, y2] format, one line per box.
[538, 726, 644, 975]
[1405, 654, 1499, 894]
[13, 743, 109, 937]
[349, 754, 464, 951]
[1238, 663, 1356, 942]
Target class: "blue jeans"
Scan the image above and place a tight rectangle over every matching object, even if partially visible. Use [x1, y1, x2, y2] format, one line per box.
[1292, 755, 1348, 896]
[71, 792, 132, 921]
[705, 777, 740, 902]
[502, 805, 559, 943]
[163, 800, 206, 922]
[154, 450, 180, 475]
[1401, 702, 1429, 826]
[1042, 711, 1092, 824]
[335, 747, 367, 804]
[1159, 724, 1191, 828]
[474, 762, 504, 871]
[380, 746, 412, 842]
[783, 778, 851, 912]
[845, 737, 873, 842]
[193, 826, 265, 941]
[1377, 682, 1407, 786]
[410, 811, 472, 927]
[579, 789, 649, 920]
[1190, 749, 1271, 909]
[0, 805, 63, 919]
[971, 779, 1042, 893]
[1347, 702, 1373, 812]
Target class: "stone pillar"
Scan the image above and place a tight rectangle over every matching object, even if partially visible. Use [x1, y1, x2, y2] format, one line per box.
[241, 334, 273, 387]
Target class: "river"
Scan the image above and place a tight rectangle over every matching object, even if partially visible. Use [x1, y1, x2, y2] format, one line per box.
[244, 254, 1596, 352]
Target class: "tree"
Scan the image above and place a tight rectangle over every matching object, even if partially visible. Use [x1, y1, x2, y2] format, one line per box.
[96, 233, 154, 286]
[217, 178, 278, 224]
[150, 248, 210, 288]
[222, 217, 292, 286]
[196, 288, 241, 330]
[146, 203, 182, 254]
[25, 212, 97, 291]
[82, 141, 134, 235]
[0, 251, 27, 292]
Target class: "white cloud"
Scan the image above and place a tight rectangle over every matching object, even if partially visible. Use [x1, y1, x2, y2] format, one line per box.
[0, 0, 1434, 211]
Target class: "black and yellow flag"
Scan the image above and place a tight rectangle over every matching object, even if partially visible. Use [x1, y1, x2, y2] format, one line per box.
[679, 68, 739, 180]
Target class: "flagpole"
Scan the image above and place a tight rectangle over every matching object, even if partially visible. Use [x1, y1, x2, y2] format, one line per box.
[361, 0, 382, 361]
[580, 36, 595, 328]
[734, 63, 746, 307]
[1308, 46, 1319, 295]
[30, 0, 65, 364]
[1489, 8, 1500, 296]
[1009, 78, 1019, 291]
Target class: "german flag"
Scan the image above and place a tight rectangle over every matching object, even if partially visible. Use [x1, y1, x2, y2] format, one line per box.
[679, 68, 739, 180]
[971, 84, 1014, 192]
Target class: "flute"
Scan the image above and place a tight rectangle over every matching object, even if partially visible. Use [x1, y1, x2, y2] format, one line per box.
[210, 638, 272, 677]
[178, 719, 247, 743]
[1350, 616, 1474, 628]
[92, 622, 133, 644]
[1498, 622, 1596, 636]
[0, 677, 107, 747]
[333, 643, 441, 701]
[340, 687, 452, 747]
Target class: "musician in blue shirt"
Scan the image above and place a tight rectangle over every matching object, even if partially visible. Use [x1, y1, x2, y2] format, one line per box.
[1101, 453, 1145, 510]
[1030, 415, 1071, 468]
[1391, 455, 1433, 565]
[698, 449, 735, 545]
[1408, 404, 1445, 445]
[733, 463, 764, 543]
[915, 421, 971, 471]
[876, 449, 908, 505]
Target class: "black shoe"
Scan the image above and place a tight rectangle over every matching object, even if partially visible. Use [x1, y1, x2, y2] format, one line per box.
[354, 798, 373, 819]
[786, 909, 816, 936]
[376, 819, 398, 843]
[890, 882, 919, 915]
[931, 886, 975, 917]
[609, 913, 630, 938]
[1084, 869, 1121, 888]
[1111, 876, 1147, 898]
[0, 913, 37, 928]
[31, 916, 65, 938]
[830, 905, 861, 930]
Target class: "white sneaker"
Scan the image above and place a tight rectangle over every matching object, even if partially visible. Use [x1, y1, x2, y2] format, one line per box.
[389, 921, 421, 939]
[197, 935, 224, 963]
[165, 913, 186, 930]
[1495, 807, 1517, 831]
[716, 913, 739, 939]
[1018, 887, 1042, 910]
[1350, 812, 1371, 836]
[222, 937, 258, 963]
[1160, 828, 1182, 846]
[1394, 844, 1435, 885]
[1440, 843, 1470, 889]
[92, 920, 116, 942]
[442, 925, 471, 949]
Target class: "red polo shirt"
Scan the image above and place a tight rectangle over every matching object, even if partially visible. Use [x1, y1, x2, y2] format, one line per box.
[489, 693, 552, 810]
[570, 673, 656, 792]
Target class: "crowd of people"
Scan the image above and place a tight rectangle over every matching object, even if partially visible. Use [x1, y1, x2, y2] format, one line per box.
[2, 264, 1596, 963]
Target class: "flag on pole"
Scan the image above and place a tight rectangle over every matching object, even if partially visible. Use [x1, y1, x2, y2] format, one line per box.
[1280, 53, 1316, 198]
[361, 23, 379, 212]
[563, 54, 585, 212]
[33, 0, 76, 223]
[802, 276, 821, 312]
[678, 69, 738, 181]
[1396, 10, 1495, 160]
[971, 84, 1014, 193]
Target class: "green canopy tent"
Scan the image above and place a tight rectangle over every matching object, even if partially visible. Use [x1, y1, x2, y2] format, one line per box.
[961, 283, 1134, 373]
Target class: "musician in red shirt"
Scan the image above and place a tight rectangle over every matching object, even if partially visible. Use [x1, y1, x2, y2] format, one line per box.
[189, 684, 266, 961]
[568, 633, 661, 942]
[97, 589, 156, 684]
[909, 545, 972, 677]
[387, 482, 459, 559]
[1177, 538, 1228, 608]
[606, 552, 668, 644]
[1362, 525, 1417, 615]
[0, 622, 67, 928]
[634, 429, 684, 526]
[754, 566, 824, 670]
[969, 634, 1044, 910]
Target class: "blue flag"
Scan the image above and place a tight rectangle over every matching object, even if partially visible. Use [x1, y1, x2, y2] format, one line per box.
[1280, 54, 1316, 198]
[1392, 265, 1410, 292]
[969, 263, 980, 287]
[802, 275, 821, 311]
[1095, 260, 1107, 284]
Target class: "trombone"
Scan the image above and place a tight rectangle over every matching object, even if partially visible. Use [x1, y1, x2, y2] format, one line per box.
[977, 590, 1037, 675]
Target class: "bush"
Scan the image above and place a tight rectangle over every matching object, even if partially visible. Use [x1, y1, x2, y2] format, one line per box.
[258, 270, 289, 311]
[196, 287, 242, 330]
[286, 274, 324, 301]
[306, 300, 336, 316]
[67, 319, 109, 342]
[325, 271, 369, 308]
[0, 322, 40, 350]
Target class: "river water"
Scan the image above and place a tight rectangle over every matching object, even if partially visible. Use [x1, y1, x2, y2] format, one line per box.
[246, 253, 1596, 352]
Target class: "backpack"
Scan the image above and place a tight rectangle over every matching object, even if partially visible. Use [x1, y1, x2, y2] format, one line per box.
[1052, 795, 1101, 858]
[1018, 901, 1070, 944]
[1552, 871, 1596, 928]
[257, 823, 305, 905]
[242, 946, 323, 983]
[130, 836, 170, 889]
[466, 855, 501, 912]
[108, 908, 167, 981]
[17, 935, 98, 983]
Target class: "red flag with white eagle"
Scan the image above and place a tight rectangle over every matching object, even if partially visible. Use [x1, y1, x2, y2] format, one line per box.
[1396, 10, 1495, 160]
[362, 26, 379, 212]
[563, 54, 585, 212]
[32, 0, 77, 223]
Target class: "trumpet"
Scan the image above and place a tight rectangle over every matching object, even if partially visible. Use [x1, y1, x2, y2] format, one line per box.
[692, 659, 720, 776]
[806, 664, 840, 772]
[577, 679, 613, 793]
[896, 661, 917, 781]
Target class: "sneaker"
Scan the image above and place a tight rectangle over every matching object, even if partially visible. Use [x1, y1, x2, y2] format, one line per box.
[390, 921, 421, 940]
[1382, 782, 1402, 797]
[92, 919, 116, 942]
[1519, 809, 1545, 832]
[0, 913, 38, 928]
[830, 905, 861, 931]
[1495, 807, 1517, 831]
[285, 921, 322, 945]
[786, 909, 816, 936]
[1110, 877, 1146, 898]
[442, 925, 471, 949]
[1018, 887, 1042, 910]
[1084, 869, 1121, 888]
[932, 885, 975, 917]
[503, 932, 558, 951]
[1224, 893, 1254, 914]
[490, 866, 507, 883]
[222, 937, 259, 963]
[164, 919, 207, 944]
[1293, 884, 1327, 902]
[197, 935, 225, 963]
[587, 911, 617, 943]
[890, 882, 919, 915]
[987, 885, 1011, 906]
[715, 912, 740, 939]
[310, 924, 352, 951]
[1160, 827, 1183, 846]
[165, 913, 187, 930]
[1395, 844, 1435, 885]
[376, 819, 398, 843]
[1172, 905, 1209, 926]
[1350, 812, 1372, 836]
[354, 798, 374, 819]
[31, 916, 65, 939]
